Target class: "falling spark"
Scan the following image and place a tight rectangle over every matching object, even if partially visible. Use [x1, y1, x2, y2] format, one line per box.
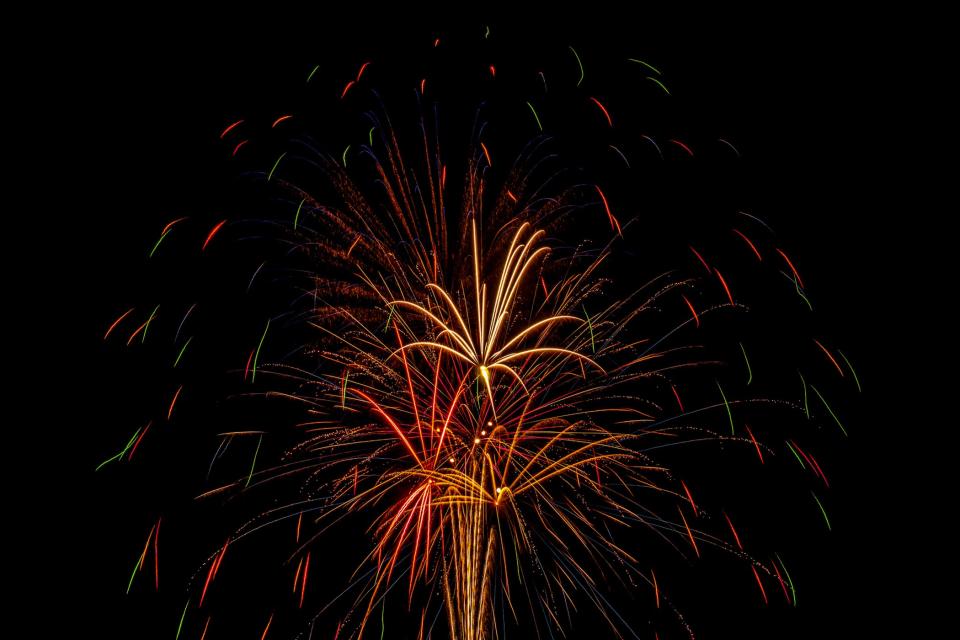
[732, 229, 762, 260]
[646, 76, 671, 95]
[751, 566, 768, 604]
[260, 613, 274, 640]
[811, 491, 831, 531]
[627, 58, 662, 75]
[245, 434, 263, 488]
[682, 295, 699, 327]
[589, 97, 613, 127]
[608, 144, 630, 167]
[681, 481, 698, 515]
[717, 381, 734, 433]
[526, 101, 543, 131]
[776, 248, 804, 288]
[202, 220, 227, 251]
[669, 138, 693, 156]
[715, 269, 735, 305]
[652, 569, 660, 608]
[127, 421, 153, 460]
[104, 307, 135, 340]
[569, 46, 584, 86]
[480, 142, 492, 167]
[671, 385, 685, 412]
[810, 385, 848, 436]
[678, 507, 700, 557]
[689, 245, 711, 273]
[294, 198, 306, 230]
[838, 350, 862, 391]
[799, 371, 811, 418]
[300, 552, 311, 608]
[149, 230, 171, 258]
[641, 134, 663, 158]
[167, 385, 183, 420]
[267, 153, 286, 181]
[814, 339, 845, 377]
[219, 120, 243, 139]
[125, 523, 155, 593]
[174, 599, 190, 640]
[595, 185, 621, 235]
[251, 320, 271, 383]
[724, 512, 743, 549]
[739, 342, 753, 384]
[718, 138, 741, 156]
[745, 425, 764, 464]
[173, 337, 193, 368]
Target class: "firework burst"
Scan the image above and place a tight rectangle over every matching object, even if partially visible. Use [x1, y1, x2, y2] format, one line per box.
[98, 29, 856, 640]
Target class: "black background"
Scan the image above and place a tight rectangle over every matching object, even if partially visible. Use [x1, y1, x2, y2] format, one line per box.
[44, 11, 927, 640]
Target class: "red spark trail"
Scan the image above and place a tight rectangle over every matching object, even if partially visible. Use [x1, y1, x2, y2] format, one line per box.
[682, 295, 700, 328]
[219, 119, 243, 139]
[669, 138, 694, 156]
[732, 229, 762, 260]
[689, 245, 711, 273]
[745, 425, 764, 464]
[202, 220, 227, 251]
[815, 339, 845, 376]
[715, 269, 735, 305]
[104, 307, 134, 340]
[679, 507, 700, 557]
[167, 385, 183, 420]
[595, 186, 621, 235]
[776, 248, 804, 288]
[724, 512, 743, 550]
[589, 97, 613, 127]
[671, 385, 685, 412]
[128, 421, 152, 460]
[751, 566, 769, 604]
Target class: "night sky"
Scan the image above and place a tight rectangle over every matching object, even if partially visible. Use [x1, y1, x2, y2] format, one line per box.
[47, 12, 924, 640]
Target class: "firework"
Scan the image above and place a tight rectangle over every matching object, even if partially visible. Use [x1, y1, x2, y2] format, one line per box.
[98, 29, 856, 640]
